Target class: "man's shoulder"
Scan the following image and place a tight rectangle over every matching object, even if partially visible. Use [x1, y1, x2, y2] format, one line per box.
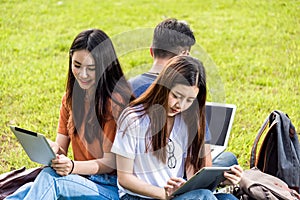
[129, 73, 156, 85]
[129, 73, 157, 97]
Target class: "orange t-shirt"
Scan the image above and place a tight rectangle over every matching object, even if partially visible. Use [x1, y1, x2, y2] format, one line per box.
[57, 93, 120, 161]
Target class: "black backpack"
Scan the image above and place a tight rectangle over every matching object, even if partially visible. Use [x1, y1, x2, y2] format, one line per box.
[250, 110, 300, 193]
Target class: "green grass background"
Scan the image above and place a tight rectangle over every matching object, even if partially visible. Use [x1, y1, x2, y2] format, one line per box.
[1, 0, 299, 174]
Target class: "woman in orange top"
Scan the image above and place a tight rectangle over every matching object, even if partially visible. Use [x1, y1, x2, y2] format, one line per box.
[5, 29, 133, 200]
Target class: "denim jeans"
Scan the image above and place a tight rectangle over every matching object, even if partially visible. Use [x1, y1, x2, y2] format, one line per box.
[173, 189, 238, 200]
[173, 189, 218, 200]
[5, 167, 119, 200]
[212, 152, 238, 167]
[121, 191, 237, 200]
[121, 189, 218, 200]
[214, 193, 238, 200]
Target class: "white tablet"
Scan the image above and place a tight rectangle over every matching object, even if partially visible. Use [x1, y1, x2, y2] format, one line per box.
[10, 126, 56, 166]
[172, 167, 231, 196]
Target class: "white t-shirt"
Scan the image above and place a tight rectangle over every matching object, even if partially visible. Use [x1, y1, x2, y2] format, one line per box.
[111, 106, 189, 198]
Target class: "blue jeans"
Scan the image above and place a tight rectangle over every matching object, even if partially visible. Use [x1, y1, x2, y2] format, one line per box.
[173, 189, 218, 200]
[173, 189, 237, 200]
[120, 190, 237, 200]
[214, 193, 238, 200]
[5, 167, 119, 200]
[121, 189, 218, 200]
[212, 152, 238, 167]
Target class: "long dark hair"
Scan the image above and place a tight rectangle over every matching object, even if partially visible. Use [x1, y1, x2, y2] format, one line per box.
[122, 55, 206, 172]
[66, 29, 133, 143]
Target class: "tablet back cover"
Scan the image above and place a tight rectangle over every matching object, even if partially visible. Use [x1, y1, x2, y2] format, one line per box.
[10, 126, 55, 166]
[172, 167, 229, 196]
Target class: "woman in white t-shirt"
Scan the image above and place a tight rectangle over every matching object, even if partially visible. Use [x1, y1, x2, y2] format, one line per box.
[112, 56, 243, 200]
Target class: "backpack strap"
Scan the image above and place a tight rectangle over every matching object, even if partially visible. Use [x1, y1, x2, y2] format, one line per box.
[250, 111, 278, 168]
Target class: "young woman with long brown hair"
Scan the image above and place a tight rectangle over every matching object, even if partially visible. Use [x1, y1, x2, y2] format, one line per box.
[5, 29, 133, 200]
[112, 55, 242, 200]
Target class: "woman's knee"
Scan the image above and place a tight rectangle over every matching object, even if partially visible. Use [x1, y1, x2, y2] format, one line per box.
[173, 189, 217, 200]
[35, 167, 59, 182]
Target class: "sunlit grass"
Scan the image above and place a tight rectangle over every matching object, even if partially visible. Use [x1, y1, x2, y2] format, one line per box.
[1, 0, 299, 173]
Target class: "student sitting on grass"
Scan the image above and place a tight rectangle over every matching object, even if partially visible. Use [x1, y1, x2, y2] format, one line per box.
[129, 18, 238, 169]
[112, 55, 243, 200]
[5, 28, 133, 200]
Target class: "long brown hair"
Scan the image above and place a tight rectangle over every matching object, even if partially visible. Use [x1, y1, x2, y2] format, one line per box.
[121, 55, 206, 172]
[66, 29, 133, 143]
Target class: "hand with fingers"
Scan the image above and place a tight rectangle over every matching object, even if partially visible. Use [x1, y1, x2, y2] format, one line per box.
[164, 177, 186, 199]
[222, 165, 243, 185]
[51, 154, 74, 176]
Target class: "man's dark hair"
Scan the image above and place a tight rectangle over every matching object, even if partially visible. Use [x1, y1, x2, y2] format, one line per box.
[152, 18, 196, 58]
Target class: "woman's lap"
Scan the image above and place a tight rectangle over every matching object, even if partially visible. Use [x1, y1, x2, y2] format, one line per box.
[214, 193, 238, 200]
[5, 167, 119, 200]
[120, 189, 219, 200]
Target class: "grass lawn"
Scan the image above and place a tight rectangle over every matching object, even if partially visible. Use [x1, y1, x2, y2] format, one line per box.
[0, 0, 299, 174]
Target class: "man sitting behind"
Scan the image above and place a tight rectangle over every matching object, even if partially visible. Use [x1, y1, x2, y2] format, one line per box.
[129, 18, 238, 168]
